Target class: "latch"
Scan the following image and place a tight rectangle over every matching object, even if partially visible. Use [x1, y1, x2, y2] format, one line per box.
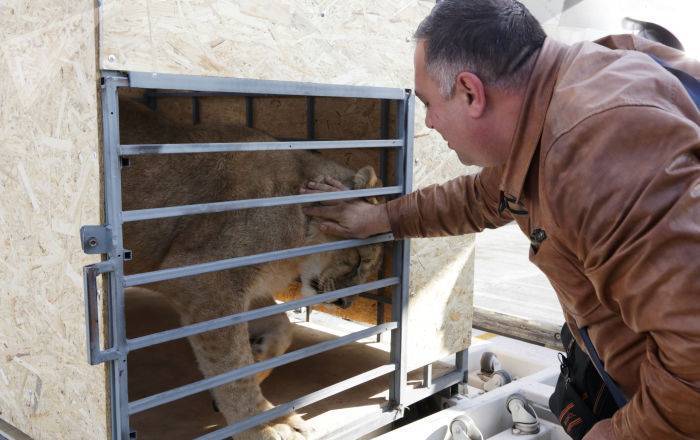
[80, 225, 113, 254]
[83, 260, 120, 364]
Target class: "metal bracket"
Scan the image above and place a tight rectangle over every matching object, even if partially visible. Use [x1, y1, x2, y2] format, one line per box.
[83, 260, 120, 364]
[80, 225, 113, 254]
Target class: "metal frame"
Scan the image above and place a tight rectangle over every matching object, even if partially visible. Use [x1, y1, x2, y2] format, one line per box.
[83, 71, 466, 440]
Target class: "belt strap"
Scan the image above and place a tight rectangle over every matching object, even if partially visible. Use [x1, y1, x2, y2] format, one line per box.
[579, 327, 628, 408]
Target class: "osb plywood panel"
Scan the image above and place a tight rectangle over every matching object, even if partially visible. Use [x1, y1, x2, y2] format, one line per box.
[99, 1, 428, 86]
[102, 0, 474, 372]
[408, 127, 478, 370]
[0, 2, 108, 440]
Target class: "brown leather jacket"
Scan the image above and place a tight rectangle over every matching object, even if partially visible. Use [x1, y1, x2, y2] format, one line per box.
[387, 35, 700, 439]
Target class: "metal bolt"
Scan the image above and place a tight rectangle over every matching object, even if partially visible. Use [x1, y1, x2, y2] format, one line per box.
[87, 237, 98, 247]
[107, 54, 116, 63]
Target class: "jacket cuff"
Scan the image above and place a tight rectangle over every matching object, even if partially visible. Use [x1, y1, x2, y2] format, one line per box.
[385, 195, 416, 240]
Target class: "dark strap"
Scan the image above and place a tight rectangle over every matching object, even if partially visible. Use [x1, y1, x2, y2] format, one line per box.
[649, 55, 700, 108]
[579, 327, 628, 408]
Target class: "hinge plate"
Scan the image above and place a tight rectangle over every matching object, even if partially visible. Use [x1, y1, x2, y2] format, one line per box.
[80, 225, 113, 254]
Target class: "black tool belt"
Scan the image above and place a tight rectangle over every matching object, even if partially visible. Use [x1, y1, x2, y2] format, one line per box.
[548, 323, 620, 440]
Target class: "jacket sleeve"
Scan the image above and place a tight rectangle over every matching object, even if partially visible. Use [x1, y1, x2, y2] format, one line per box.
[384, 166, 512, 239]
[543, 106, 700, 439]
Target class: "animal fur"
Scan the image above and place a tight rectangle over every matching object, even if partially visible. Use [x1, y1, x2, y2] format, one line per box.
[118, 98, 383, 439]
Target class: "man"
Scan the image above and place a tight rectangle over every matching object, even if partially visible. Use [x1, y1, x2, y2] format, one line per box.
[302, 1, 700, 438]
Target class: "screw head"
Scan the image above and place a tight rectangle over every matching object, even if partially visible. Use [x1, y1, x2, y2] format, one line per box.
[87, 237, 98, 247]
[107, 54, 116, 63]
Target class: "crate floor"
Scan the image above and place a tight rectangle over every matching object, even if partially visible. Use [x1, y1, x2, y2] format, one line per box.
[125, 290, 451, 440]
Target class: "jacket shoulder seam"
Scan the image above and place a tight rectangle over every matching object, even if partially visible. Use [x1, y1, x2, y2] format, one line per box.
[541, 103, 670, 165]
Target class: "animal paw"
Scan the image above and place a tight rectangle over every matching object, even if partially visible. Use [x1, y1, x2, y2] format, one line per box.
[270, 412, 312, 439]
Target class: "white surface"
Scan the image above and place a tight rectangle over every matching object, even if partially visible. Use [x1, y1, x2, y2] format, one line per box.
[377, 331, 565, 440]
[474, 224, 564, 326]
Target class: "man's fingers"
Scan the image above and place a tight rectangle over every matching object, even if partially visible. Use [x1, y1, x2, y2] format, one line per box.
[318, 221, 353, 238]
[302, 205, 341, 221]
[321, 176, 348, 190]
[306, 180, 344, 192]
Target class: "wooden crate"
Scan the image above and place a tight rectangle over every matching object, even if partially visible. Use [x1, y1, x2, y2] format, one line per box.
[0, 2, 475, 438]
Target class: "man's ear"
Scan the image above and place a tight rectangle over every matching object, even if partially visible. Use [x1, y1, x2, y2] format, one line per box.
[455, 71, 486, 118]
[353, 166, 382, 205]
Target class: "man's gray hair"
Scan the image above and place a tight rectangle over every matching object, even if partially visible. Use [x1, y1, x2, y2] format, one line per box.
[415, 0, 546, 97]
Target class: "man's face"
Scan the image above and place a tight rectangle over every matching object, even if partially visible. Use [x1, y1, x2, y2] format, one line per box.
[414, 41, 488, 166]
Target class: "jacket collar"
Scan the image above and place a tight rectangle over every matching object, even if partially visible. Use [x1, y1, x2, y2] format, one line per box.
[499, 38, 569, 203]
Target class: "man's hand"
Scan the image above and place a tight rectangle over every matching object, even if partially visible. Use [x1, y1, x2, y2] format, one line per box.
[300, 176, 391, 239]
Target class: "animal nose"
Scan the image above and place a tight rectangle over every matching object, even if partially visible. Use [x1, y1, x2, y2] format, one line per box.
[310, 278, 320, 291]
[332, 298, 352, 309]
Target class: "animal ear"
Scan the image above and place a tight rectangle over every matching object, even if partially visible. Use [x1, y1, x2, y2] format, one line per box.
[353, 166, 381, 189]
[353, 166, 382, 205]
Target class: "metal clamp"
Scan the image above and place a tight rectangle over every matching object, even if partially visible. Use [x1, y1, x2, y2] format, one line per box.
[80, 225, 113, 254]
[83, 260, 119, 365]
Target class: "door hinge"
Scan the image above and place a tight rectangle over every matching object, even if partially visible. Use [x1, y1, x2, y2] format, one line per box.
[80, 225, 113, 254]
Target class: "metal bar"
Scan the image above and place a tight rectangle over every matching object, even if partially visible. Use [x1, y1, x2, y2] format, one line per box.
[127, 278, 398, 351]
[118, 139, 402, 156]
[128, 322, 397, 415]
[195, 364, 397, 440]
[389, 91, 413, 408]
[143, 91, 314, 99]
[455, 349, 469, 382]
[306, 96, 315, 140]
[192, 97, 200, 124]
[0, 418, 33, 440]
[376, 99, 391, 342]
[380, 99, 390, 139]
[144, 89, 157, 111]
[404, 92, 415, 193]
[389, 242, 409, 407]
[423, 364, 433, 388]
[245, 96, 254, 127]
[83, 260, 116, 364]
[124, 233, 393, 287]
[395, 97, 407, 188]
[101, 74, 131, 440]
[129, 71, 406, 100]
[404, 370, 465, 407]
[122, 186, 401, 222]
[375, 297, 385, 343]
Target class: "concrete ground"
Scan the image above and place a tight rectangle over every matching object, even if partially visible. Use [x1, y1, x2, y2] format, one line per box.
[473, 223, 565, 326]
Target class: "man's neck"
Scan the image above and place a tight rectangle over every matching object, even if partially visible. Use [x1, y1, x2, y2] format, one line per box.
[481, 86, 527, 165]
